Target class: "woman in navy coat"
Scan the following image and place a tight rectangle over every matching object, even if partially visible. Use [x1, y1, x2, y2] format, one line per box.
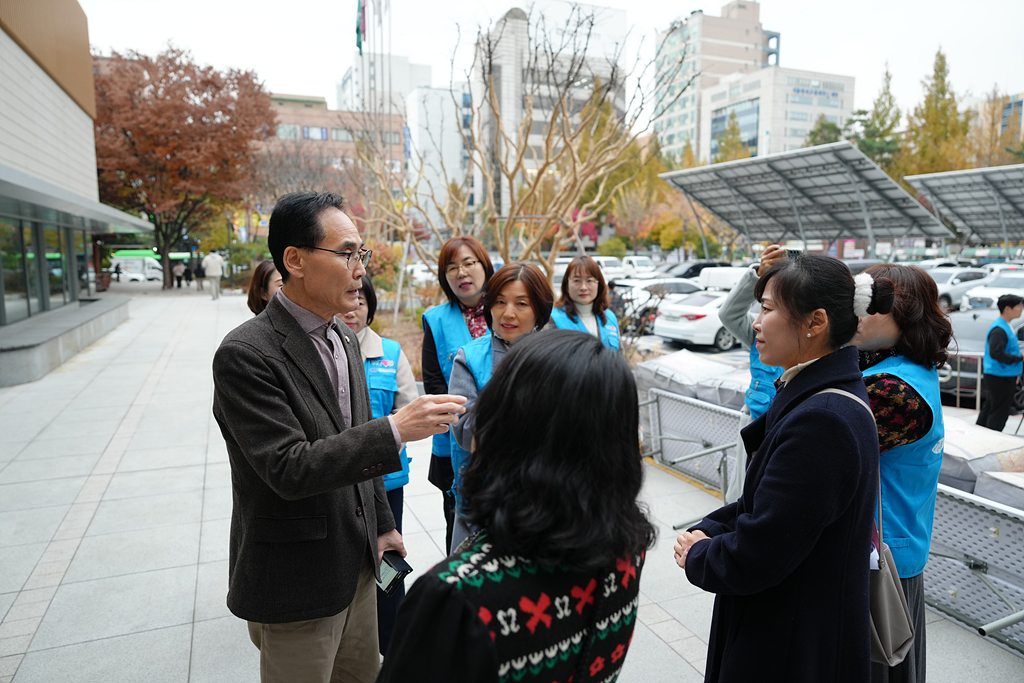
[675, 255, 895, 683]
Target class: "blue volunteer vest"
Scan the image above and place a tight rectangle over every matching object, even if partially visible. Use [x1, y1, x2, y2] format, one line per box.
[450, 335, 495, 509]
[864, 354, 945, 578]
[549, 306, 621, 350]
[983, 317, 1023, 377]
[746, 344, 784, 420]
[364, 337, 410, 491]
[422, 302, 475, 457]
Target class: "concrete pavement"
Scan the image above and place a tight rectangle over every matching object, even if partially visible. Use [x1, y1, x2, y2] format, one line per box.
[0, 290, 1021, 682]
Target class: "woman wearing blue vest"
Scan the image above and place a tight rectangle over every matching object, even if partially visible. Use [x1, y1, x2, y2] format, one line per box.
[342, 275, 418, 656]
[718, 245, 786, 503]
[851, 264, 952, 683]
[549, 256, 620, 349]
[448, 261, 554, 551]
[421, 236, 494, 552]
[977, 293, 1024, 431]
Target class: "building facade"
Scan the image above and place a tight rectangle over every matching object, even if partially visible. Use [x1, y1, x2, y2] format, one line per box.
[337, 52, 432, 115]
[0, 0, 151, 329]
[652, 0, 780, 161]
[404, 86, 474, 239]
[699, 66, 855, 162]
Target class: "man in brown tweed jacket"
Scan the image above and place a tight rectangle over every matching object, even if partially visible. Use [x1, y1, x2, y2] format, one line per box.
[212, 192, 465, 682]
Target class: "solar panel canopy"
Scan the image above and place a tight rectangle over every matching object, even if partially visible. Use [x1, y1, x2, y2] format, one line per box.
[905, 165, 1024, 243]
[659, 141, 951, 244]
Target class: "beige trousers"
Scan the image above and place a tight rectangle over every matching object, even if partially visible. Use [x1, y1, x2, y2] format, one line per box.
[247, 565, 380, 683]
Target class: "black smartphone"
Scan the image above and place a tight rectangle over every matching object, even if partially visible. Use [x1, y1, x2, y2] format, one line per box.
[376, 550, 413, 596]
[785, 248, 803, 260]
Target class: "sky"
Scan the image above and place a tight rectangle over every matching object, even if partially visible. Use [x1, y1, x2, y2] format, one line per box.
[80, 0, 1023, 124]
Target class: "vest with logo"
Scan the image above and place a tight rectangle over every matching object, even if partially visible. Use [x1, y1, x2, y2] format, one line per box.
[450, 334, 495, 509]
[423, 302, 479, 457]
[983, 317, 1023, 377]
[549, 306, 621, 350]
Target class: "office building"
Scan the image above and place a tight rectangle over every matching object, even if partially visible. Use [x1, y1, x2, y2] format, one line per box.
[698, 66, 855, 161]
[1, 0, 152, 385]
[405, 86, 474, 237]
[1003, 93, 1023, 140]
[337, 52, 432, 114]
[470, 5, 627, 215]
[652, 0, 780, 161]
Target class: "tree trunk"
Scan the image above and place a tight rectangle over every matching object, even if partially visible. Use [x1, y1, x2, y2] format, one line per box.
[160, 249, 173, 289]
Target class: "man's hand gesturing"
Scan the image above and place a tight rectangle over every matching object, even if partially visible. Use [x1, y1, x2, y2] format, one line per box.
[391, 394, 467, 443]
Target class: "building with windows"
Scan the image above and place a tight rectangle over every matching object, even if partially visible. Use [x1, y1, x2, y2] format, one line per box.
[1, 0, 152, 384]
[404, 86, 474, 240]
[470, 5, 627, 216]
[698, 66, 855, 162]
[1003, 93, 1023, 140]
[652, 1, 780, 161]
[337, 52, 432, 114]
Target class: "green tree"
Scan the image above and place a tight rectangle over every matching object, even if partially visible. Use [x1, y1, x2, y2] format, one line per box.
[895, 49, 971, 180]
[597, 236, 627, 258]
[713, 111, 751, 163]
[1009, 139, 1024, 163]
[844, 67, 902, 172]
[968, 85, 1020, 168]
[804, 115, 843, 147]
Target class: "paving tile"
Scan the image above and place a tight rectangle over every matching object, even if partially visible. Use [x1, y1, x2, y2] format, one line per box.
[14, 624, 191, 683]
[30, 565, 197, 650]
[200, 487, 232, 522]
[0, 455, 100, 485]
[659, 591, 717, 644]
[198, 519, 229, 563]
[188, 616, 258, 683]
[925, 616, 1024, 683]
[401, 530, 447, 582]
[203, 462, 231, 489]
[14, 436, 111, 461]
[0, 654, 22, 677]
[56, 406, 131, 424]
[404, 492, 447, 532]
[194, 561, 230, 622]
[0, 478, 85, 513]
[648, 618, 695, 644]
[0, 508, 67, 549]
[64, 522, 200, 584]
[86, 490, 203, 537]
[667, 635, 708, 663]
[0, 635, 30, 658]
[617, 621, 703, 683]
[1, 600, 47, 623]
[637, 603, 673, 626]
[33, 418, 123, 442]
[11, 587, 57, 608]
[0, 595, 13, 623]
[0, 616, 41, 639]
[115, 444, 205, 473]
[102, 466, 205, 500]
[0, 443, 26, 464]
[636, 534, 705, 604]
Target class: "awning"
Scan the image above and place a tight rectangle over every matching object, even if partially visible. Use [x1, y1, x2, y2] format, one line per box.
[659, 141, 952, 249]
[0, 162, 152, 233]
[905, 165, 1024, 250]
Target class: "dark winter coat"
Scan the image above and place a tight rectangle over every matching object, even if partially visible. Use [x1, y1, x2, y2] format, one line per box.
[685, 346, 878, 683]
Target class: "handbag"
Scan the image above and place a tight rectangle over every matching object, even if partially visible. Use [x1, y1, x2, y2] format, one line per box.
[814, 388, 915, 665]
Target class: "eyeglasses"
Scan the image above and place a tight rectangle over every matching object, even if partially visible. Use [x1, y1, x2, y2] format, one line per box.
[445, 260, 480, 277]
[569, 277, 599, 286]
[299, 246, 372, 269]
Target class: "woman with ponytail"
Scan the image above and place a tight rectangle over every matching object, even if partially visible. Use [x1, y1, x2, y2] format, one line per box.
[674, 255, 893, 682]
[852, 264, 951, 683]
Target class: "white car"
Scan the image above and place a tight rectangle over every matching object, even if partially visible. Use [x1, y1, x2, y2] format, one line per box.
[610, 278, 702, 328]
[653, 291, 738, 352]
[591, 256, 626, 283]
[622, 255, 657, 278]
[926, 267, 991, 311]
[960, 271, 1024, 310]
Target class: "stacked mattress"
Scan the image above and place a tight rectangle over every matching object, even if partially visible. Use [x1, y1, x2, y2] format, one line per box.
[973, 471, 1024, 510]
[940, 416, 1024, 493]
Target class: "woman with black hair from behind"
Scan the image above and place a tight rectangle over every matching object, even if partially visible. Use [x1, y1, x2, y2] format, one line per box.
[674, 255, 894, 683]
[378, 329, 655, 683]
[851, 264, 952, 683]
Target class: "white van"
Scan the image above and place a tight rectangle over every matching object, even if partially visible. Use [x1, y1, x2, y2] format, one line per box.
[111, 257, 163, 281]
[622, 255, 656, 277]
[590, 256, 625, 283]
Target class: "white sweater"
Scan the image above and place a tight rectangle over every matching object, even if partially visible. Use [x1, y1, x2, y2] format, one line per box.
[575, 302, 600, 337]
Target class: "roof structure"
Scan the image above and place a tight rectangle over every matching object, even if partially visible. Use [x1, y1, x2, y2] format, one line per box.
[905, 165, 1024, 251]
[659, 141, 951, 248]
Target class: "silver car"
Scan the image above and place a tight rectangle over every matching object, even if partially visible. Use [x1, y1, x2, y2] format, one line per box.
[926, 267, 991, 311]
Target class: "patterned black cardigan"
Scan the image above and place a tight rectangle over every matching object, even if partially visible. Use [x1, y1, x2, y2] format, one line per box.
[377, 532, 645, 683]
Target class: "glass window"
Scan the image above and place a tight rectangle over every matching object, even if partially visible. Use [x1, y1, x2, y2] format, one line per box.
[23, 225, 41, 315]
[43, 225, 67, 309]
[276, 124, 300, 139]
[818, 97, 840, 108]
[0, 218, 30, 325]
[381, 131, 401, 145]
[462, 93, 472, 107]
[928, 271, 953, 283]
[303, 126, 328, 140]
[330, 128, 354, 142]
[679, 293, 718, 306]
[788, 111, 809, 121]
[77, 230, 91, 299]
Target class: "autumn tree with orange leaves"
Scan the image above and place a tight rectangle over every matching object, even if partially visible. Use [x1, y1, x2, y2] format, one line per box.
[94, 47, 276, 288]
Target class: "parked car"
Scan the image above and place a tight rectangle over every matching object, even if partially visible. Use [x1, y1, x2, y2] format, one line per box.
[941, 308, 1024, 400]
[653, 291, 738, 352]
[960, 271, 1024, 310]
[591, 255, 626, 283]
[983, 262, 1024, 275]
[610, 277, 702, 329]
[644, 260, 731, 280]
[926, 267, 991, 311]
[912, 258, 976, 269]
[842, 259, 886, 275]
[622, 255, 657, 278]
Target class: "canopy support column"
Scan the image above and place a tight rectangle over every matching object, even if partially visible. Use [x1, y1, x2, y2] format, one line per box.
[682, 191, 711, 260]
[845, 169, 876, 258]
[984, 179, 1012, 262]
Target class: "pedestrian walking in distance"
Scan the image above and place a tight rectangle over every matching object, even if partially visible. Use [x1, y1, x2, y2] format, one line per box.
[172, 261, 185, 288]
[201, 251, 225, 300]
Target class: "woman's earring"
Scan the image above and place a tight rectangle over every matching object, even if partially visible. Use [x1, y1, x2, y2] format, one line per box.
[806, 333, 812, 338]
